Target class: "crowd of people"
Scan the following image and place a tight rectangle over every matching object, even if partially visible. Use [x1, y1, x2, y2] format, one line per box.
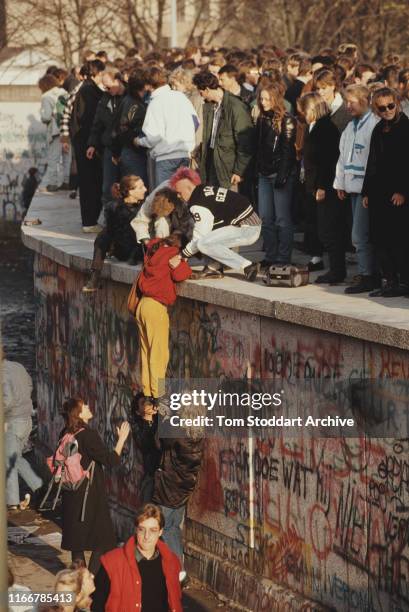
[33, 42, 409, 297]
[8, 39, 409, 612]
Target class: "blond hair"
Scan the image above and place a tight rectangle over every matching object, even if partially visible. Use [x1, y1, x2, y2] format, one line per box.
[344, 84, 370, 105]
[297, 92, 330, 122]
[54, 566, 92, 610]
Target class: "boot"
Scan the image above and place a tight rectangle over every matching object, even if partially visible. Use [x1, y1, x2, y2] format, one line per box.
[82, 270, 101, 293]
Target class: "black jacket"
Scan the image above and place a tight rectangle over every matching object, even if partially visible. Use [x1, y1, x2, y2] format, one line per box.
[103, 198, 143, 260]
[131, 413, 161, 476]
[71, 79, 103, 141]
[331, 102, 351, 134]
[285, 79, 305, 110]
[302, 115, 340, 194]
[256, 112, 297, 184]
[362, 112, 409, 244]
[88, 92, 124, 150]
[152, 436, 204, 508]
[60, 427, 120, 552]
[111, 94, 147, 158]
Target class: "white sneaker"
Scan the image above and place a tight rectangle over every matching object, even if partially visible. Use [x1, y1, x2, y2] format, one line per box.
[19, 493, 31, 510]
[179, 570, 187, 582]
[82, 224, 103, 234]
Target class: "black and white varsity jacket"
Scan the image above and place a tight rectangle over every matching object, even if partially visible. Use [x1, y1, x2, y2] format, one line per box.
[182, 185, 259, 257]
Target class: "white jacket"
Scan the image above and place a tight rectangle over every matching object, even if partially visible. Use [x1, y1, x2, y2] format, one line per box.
[1, 360, 33, 421]
[40, 86, 68, 142]
[138, 85, 198, 161]
[333, 111, 379, 194]
[131, 180, 172, 242]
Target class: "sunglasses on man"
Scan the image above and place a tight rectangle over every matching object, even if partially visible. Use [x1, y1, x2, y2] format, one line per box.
[377, 102, 396, 112]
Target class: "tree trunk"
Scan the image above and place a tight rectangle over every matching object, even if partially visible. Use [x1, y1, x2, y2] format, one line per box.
[0, 0, 7, 49]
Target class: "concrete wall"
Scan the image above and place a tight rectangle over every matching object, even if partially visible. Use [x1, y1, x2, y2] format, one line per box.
[34, 253, 409, 611]
[0, 101, 46, 220]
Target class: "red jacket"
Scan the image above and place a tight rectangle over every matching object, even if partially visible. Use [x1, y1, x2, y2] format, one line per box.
[138, 239, 192, 306]
[100, 536, 182, 612]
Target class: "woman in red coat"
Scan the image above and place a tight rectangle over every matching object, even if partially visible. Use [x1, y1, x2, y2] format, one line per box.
[135, 232, 192, 404]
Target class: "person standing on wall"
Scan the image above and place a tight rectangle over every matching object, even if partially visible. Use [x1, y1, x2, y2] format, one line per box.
[70, 59, 105, 233]
[59, 398, 130, 575]
[192, 71, 255, 190]
[133, 67, 198, 188]
[256, 83, 297, 268]
[362, 87, 409, 297]
[86, 68, 126, 208]
[334, 84, 379, 294]
[297, 92, 346, 284]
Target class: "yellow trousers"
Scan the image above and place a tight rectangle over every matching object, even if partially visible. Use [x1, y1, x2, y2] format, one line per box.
[135, 297, 169, 399]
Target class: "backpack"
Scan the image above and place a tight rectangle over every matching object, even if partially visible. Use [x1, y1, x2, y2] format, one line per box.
[39, 429, 95, 521]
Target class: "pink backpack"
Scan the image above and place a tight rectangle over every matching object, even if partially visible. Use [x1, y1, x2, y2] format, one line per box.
[40, 429, 95, 521]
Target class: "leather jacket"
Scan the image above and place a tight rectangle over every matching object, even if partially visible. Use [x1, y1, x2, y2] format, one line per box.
[256, 112, 297, 185]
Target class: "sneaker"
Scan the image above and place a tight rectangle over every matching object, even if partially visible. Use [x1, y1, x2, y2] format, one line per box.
[190, 266, 224, 280]
[381, 283, 409, 298]
[315, 272, 345, 284]
[82, 270, 101, 292]
[308, 259, 324, 272]
[243, 262, 260, 282]
[82, 224, 103, 234]
[344, 275, 376, 294]
[69, 190, 77, 199]
[46, 184, 59, 192]
[19, 493, 31, 510]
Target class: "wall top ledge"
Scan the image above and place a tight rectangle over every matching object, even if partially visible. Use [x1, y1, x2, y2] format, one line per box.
[22, 193, 409, 350]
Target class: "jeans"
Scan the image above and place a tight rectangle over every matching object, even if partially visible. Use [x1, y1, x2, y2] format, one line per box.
[155, 157, 189, 188]
[350, 193, 374, 276]
[120, 147, 148, 186]
[258, 174, 294, 264]
[197, 224, 261, 271]
[102, 148, 120, 205]
[160, 504, 185, 563]
[42, 137, 69, 187]
[5, 418, 42, 506]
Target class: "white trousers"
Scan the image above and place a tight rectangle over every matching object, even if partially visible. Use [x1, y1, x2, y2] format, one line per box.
[197, 224, 261, 270]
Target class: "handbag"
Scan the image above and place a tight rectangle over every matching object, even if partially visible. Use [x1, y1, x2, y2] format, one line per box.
[263, 265, 309, 288]
[127, 272, 142, 316]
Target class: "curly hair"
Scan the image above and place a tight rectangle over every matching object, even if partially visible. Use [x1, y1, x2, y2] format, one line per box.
[258, 84, 286, 133]
[151, 187, 180, 218]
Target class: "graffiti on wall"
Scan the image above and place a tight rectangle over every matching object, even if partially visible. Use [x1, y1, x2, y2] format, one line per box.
[35, 252, 409, 611]
[0, 103, 46, 220]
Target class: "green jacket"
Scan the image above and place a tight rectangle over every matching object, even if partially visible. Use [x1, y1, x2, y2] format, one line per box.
[199, 91, 255, 188]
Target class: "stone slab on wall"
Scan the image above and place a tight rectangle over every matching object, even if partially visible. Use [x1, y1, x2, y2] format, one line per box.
[34, 253, 409, 611]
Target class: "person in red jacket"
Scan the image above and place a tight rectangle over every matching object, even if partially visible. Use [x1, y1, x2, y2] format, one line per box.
[136, 232, 192, 404]
[91, 503, 182, 612]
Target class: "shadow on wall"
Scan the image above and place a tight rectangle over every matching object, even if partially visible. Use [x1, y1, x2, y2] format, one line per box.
[0, 108, 46, 221]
